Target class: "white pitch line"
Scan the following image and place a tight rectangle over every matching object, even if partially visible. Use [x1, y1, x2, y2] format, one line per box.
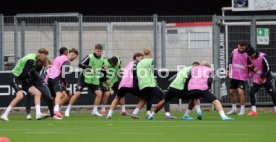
[25, 131, 68, 134]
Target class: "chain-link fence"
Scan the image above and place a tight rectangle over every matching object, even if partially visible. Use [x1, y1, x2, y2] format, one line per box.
[213, 15, 276, 106]
[0, 14, 213, 70]
[0, 14, 276, 106]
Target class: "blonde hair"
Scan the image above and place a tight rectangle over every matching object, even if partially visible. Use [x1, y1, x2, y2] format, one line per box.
[38, 48, 49, 55]
[200, 61, 211, 68]
[36, 54, 47, 66]
[143, 48, 151, 55]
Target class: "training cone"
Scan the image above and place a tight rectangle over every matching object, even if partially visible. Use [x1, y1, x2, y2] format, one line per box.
[0, 137, 10, 142]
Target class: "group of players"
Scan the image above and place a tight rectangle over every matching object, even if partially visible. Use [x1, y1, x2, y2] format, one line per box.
[1, 40, 275, 121]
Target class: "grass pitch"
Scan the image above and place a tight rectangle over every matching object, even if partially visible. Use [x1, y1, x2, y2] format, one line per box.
[1, 112, 276, 142]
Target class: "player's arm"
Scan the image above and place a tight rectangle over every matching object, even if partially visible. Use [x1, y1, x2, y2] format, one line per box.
[78, 55, 91, 69]
[132, 61, 138, 81]
[61, 61, 71, 87]
[21, 60, 35, 79]
[227, 52, 233, 70]
[207, 72, 213, 89]
[247, 57, 254, 72]
[151, 60, 158, 76]
[29, 68, 43, 83]
[100, 66, 108, 83]
[183, 70, 192, 90]
[261, 55, 271, 79]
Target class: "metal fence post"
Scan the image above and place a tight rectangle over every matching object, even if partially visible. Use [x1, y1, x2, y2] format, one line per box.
[21, 21, 25, 57]
[212, 15, 220, 98]
[54, 21, 61, 57]
[251, 16, 257, 49]
[78, 14, 83, 60]
[161, 20, 166, 68]
[153, 14, 158, 65]
[107, 23, 113, 57]
[14, 17, 18, 62]
[0, 14, 3, 71]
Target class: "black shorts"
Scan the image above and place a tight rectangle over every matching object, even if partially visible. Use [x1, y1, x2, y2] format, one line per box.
[100, 85, 109, 93]
[10, 74, 32, 93]
[62, 88, 70, 95]
[165, 87, 191, 102]
[112, 81, 119, 92]
[140, 87, 165, 100]
[47, 78, 63, 97]
[75, 74, 101, 93]
[188, 90, 217, 103]
[229, 79, 247, 90]
[116, 87, 140, 98]
[101, 81, 120, 93]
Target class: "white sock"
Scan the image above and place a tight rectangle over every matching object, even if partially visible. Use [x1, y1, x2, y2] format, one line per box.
[3, 106, 12, 117]
[274, 106, 276, 112]
[232, 104, 237, 110]
[150, 112, 155, 117]
[107, 110, 113, 117]
[240, 105, 245, 113]
[93, 106, 99, 113]
[219, 110, 227, 118]
[195, 105, 201, 113]
[252, 106, 257, 112]
[133, 108, 140, 115]
[147, 111, 151, 115]
[54, 105, 60, 112]
[184, 109, 191, 117]
[101, 106, 106, 112]
[66, 104, 72, 112]
[121, 105, 126, 112]
[165, 112, 171, 117]
[35, 105, 41, 116]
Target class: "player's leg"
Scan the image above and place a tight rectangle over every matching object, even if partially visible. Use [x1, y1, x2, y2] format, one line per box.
[132, 87, 150, 119]
[148, 88, 177, 120]
[91, 85, 103, 116]
[1, 77, 24, 121]
[183, 99, 194, 120]
[64, 80, 84, 117]
[111, 82, 127, 115]
[146, 98, 152, 116]
[151, 87, 174, 119]
[193, 98, 202, 119]
[107, 88, 127, 118]
[248, 83, 261, 115]
[237, 81, 246, 115]
[1, 90, 25, 121]
[196, 90, 234, 120]
[183, 98, 202, 120]
[48, 79, 64, 118]
[100, 87, 110, 115]
[119, 97, 128, 115]
[227, 79, 238, 114]
[36, 84, 56, 119]
[25, 93, 32, 120]
[131, 99, 146, 119]
[60, 91, 68, 106]
[263, 78, 276, 113]
[107, 96, 120, 118]
[28, 85, 49, 120]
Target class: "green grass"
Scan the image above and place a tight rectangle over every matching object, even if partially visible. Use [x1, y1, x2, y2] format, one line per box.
[1, 112, 276, 142]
